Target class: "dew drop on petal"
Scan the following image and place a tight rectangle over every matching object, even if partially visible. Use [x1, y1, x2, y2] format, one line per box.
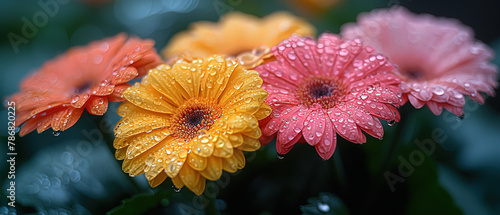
[172, 185, 181, 192]
[53, 131, 60, 136]
[317, 203, 330, 212]
[387, 120, 395, 127]
[277, 154, 285, 160]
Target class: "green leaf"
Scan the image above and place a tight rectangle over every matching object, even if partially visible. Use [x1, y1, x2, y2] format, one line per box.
[300, 192, 349, 215]
[106, 190, 171, 215]
[402, 145, 464, 215]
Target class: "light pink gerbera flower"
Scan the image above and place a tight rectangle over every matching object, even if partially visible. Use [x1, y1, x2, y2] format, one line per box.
[341, 7, 498, 116]
[255, 33, 402, 160]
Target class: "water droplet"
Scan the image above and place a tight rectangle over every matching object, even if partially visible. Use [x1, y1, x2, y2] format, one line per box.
[360, 94, 368, 100]
[172, 185, 181, 192]
[53, 131, 60, 136]
[277, 154, 285, 160]
[457, 114, 464, 121]
[317, 203, 330, 212]
[387, 120, 395, 126]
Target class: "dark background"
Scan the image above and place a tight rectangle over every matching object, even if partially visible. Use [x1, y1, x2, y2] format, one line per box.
[1, 0, 499, 214]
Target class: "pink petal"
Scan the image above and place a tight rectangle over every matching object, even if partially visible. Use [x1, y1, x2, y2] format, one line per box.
[302, 108, 326, 146]
[315, 117, 336, 160]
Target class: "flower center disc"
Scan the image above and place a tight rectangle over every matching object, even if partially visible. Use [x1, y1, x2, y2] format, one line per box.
[298, 78, 345, 109]
[171, 98, 223, 140]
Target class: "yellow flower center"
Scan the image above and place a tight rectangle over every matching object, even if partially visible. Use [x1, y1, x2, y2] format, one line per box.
[171, 98, 223, 140]
[298, 77, 345, 109]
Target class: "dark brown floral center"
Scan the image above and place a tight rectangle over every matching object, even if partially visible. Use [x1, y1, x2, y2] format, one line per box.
[171, 98, 222, 139]
[298, 77, 345, 109]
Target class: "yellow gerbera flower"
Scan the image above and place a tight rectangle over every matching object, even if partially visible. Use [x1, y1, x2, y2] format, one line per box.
[162, 11, 316, 69]
[113, 55, 271, 195]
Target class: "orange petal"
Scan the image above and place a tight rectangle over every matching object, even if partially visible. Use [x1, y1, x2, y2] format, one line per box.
[86, 96, 108, 115]
[108, 83, 131, 102]
[109, 67, 139, 85]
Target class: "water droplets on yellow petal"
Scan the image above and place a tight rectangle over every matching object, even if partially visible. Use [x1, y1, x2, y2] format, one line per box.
[254, 103, 272, 120]
[114, 110, 170, 138]
[200, 156, 223, 181]
[187, 152, 207, 171]
[213, 136, 233, 158]
[238, 135, 261, 152]
[124, 80, 176, 114]
[179, 164, 201, 192]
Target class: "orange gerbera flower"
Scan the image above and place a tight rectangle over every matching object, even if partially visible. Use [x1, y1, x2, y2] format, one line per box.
[10, 33, 162, 136]
[113, 56, 270, 195]
[162, 11, 316, 69]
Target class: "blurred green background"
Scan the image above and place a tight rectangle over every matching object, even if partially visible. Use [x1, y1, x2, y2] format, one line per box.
[1, 0, 500, 214]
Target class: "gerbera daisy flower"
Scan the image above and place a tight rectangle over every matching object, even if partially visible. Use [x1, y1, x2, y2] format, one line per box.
[113, 56, 270, 195]
[255, 33, 401, 160]
[9, 34, 162, 136]
[162, 11, 316, 69]
[341, 7, 498, 116]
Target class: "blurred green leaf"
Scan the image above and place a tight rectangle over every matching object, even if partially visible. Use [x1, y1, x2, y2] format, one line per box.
[106, 190, 171, 215]
[300, 192, 349, 215]
[402, 144, 463, 215]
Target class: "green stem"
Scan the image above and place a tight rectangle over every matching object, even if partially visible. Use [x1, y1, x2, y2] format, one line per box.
[375, 107, 412, 184]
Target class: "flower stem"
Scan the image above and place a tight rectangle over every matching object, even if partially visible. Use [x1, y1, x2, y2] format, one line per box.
[375, 106, 412, 184]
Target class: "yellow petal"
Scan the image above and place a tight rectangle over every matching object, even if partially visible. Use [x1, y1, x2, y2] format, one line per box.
[187, 152, 207, 171]
[191, 179, 206, 196]
[113, 137, 128, 149]
[192, 136, 215, 157]
[200, 156, 223, 181]
[242, 127, 262, 139]
[254, 103, 272, 120]
[149, 171, 167, 188]
[200, 56, 231, 100]
[171, 175, 185, 189]
[179, 165, 201, 192]
[116, 101, 137, 117]
[114, 109, 170, 138]
[148, 67, 184, 106]
[222, 156, 238, 173]
[123, 81, 176, 114]
[219, 67, 262, 105]
[115, 147, 127, 160]
[171, 62, 201, 99]
[238, 135, 261, 152]
[162, 140, 188, 178]
[227, 133, 244, 147]
[213, 136, 233, 158]
[124, 128, 171, 159]
[128, 155, 148, 177]
[233, 149, 246, 169]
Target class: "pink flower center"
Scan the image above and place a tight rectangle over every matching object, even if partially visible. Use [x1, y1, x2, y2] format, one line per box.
[298, 78, 345, 109]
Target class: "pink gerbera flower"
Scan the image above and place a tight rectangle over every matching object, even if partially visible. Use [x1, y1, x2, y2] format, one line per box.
[255, 33, 402, 160]
[341, 7, 498, 116]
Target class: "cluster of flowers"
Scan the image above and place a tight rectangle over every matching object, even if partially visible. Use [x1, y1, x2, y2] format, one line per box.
[10, 7, 498, 195]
